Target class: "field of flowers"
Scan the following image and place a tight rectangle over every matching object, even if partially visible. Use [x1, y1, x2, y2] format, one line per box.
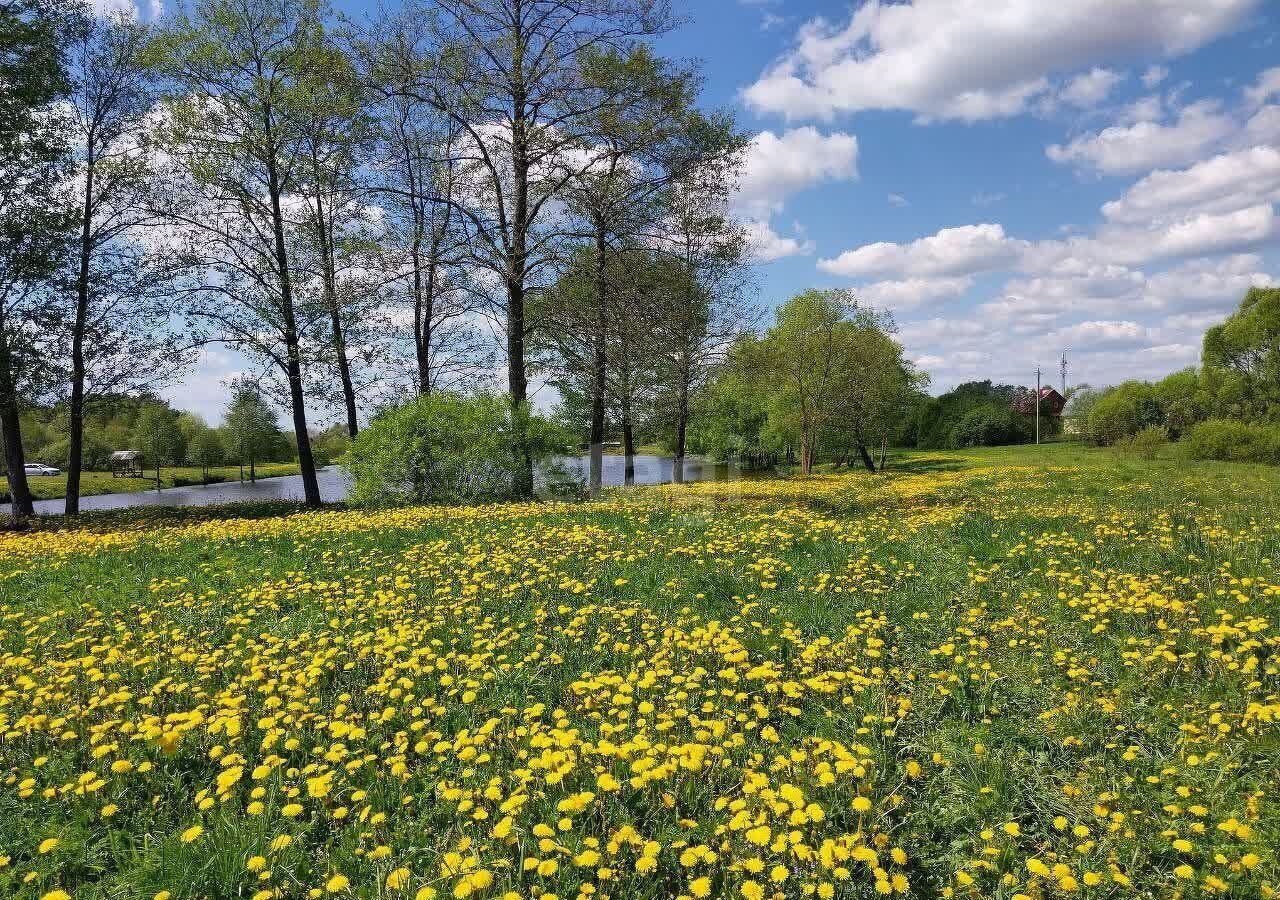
[1, 447, 1278, 899]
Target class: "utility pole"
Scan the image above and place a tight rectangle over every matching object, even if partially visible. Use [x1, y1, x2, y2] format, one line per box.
[1060, 350, 1069, 397]
[1035, 365, 1042, 445]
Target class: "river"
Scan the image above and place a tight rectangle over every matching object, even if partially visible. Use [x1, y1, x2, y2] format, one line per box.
[5, 455, 733, 517]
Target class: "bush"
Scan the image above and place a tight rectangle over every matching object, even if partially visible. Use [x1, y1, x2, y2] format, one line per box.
[1086, 381, 1163, 445]
[1182, 419, 1280, 464]
[947, 404, 1033, 448]
[344, 393, 572, 506]
[1125, 425, 1168, 460]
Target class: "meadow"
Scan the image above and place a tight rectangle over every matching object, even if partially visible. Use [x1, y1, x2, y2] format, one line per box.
[1, 445, 1277, 899]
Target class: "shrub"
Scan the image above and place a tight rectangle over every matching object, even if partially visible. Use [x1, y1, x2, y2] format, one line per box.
[1182, 419, 1280, 464]
[1086, 381, 1163, 445]
[948, 404, 1033, 448]
[344, 393, 572, 506]
[1125, 425, 1168, 460]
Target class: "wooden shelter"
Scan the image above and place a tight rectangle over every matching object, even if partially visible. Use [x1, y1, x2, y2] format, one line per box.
[110, 450, 143, 478]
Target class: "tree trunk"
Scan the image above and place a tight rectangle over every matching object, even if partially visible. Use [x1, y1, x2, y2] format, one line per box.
[506, 30, 535, 500]
[673, 377, 690, 486]
[800, 439, 814, 475]
[313, 186, 358, 438]
[66, 144, 94, 516]
[0, 307, 34, 521]
[878, 436, 888, 472]
[267, 157, 320, 506]
[622, 406, 636, 487]
[588, 225, 608, 497]
[856, 441, 877, 473]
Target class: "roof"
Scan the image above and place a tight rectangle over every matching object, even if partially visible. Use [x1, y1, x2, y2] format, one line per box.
[110, 450, 142, 460]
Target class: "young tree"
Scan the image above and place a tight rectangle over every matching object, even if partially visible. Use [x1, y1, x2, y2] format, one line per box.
[0, 0, 75, 520]
[63, 3, 188, 515]
[651, 169, 752, 483]
[133, 403, 184, 484]
[560, 47, 740, 494]
[147, 0, 329, 507]
[224, 380, 280, 483]
[187, 424, 225, 481]
[389, 0, 678, 497]
[744, 290, 914, 475]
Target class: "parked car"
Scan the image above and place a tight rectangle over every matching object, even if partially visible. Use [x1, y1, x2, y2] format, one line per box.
[23, 463, 61, 476]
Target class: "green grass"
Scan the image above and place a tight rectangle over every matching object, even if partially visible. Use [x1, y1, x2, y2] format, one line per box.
[1, 444, 1278, 899]
[11, 462, 301, 501]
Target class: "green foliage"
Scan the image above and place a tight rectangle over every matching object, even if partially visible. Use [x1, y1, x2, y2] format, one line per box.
[187, 426, 225, 472]
[345, 394, 570, 506]
[916, 382, 1025, 449]
[1086, 381, 1164, 445]
[224, 383, 286, 467]
[1202, 286, 1280, 419]
[132, 405, 186, 475]
[947, 404, 1033, 449]
[309, 424, 352, 468]
[1182, 419, 1280, 465]
[1125, 425, 1168, 460]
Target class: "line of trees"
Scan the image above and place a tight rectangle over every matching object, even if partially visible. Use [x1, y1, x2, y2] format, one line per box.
[2, 0, 760, 519]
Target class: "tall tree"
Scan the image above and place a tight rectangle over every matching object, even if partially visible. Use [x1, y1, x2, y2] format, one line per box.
[0, 0, 75, 521]
[560, 47, 741, 495]
[651, 168, 751, 483]
[147, 0, 328, 506]
[389, 0, 677, 498]
[352, 13, 490, 398]
[294, 33, 372, 438]
[63, 3, 187, 515]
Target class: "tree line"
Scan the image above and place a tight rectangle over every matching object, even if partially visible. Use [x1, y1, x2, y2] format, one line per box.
[2, 0, 767, 518]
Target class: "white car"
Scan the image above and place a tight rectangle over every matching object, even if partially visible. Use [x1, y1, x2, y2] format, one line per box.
[23, 463, 60, 476]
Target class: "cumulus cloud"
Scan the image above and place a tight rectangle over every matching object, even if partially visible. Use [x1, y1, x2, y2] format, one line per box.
[743, 220, 814, 263]
[1060, 68, 1124, 108]
[733, 128, 857, 262]
[1100, 146, 1280, 224]
[742, 0, 1259, 121]
[735, 128, 858, 219]
[817, 224, 1028, 279]
[1246, 66, 1280, 106]
[855, 277, 974, 309]
[1046, 99, 1236, 175]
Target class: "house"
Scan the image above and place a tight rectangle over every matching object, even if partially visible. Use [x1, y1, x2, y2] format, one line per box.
[1011, 387, 1066, 417]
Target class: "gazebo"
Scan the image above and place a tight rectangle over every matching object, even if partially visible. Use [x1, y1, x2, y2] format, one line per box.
[109, 450, 143, 478]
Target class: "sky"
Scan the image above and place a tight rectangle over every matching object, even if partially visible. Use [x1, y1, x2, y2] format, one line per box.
[112, 0, 1280, 422]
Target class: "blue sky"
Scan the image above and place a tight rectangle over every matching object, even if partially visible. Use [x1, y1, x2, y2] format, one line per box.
[140, 0, 1280, 421]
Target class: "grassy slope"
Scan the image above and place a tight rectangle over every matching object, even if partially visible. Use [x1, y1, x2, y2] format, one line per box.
[0, 444, 1278, 899]
[13, 462, 301, 501]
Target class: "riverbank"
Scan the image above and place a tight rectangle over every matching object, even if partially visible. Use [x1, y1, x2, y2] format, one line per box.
[6, 463, 301, 502]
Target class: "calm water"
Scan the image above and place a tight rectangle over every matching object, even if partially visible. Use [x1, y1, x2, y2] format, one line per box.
[6, 455, 731, 517]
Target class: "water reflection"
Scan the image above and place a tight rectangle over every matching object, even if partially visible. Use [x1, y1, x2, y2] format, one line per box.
[6, 455, 732, 517]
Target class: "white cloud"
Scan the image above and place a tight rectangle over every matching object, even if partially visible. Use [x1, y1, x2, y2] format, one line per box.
[855, 276, 974, 309]
[743, 220, 814, 263]
[735, 128, 858, 219]
[887, 193, 909, 207]
[1246, 66, 1280, 106]
[1141, 65, 1170, 88]
[1142, 255, 1277, 311]
[1046, 99, 1235, 175]
[1048, 319, 1152, 348]
[1101, 146, 1280, 224]
[1060, 68, 1124, 108]
[742, 0, 1260, 121]
[1244, 105, 1280, 144]
[818, 223, 1027, 279]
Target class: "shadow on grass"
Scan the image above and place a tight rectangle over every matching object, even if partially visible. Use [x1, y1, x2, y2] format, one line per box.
[18, 500, 342, 533]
